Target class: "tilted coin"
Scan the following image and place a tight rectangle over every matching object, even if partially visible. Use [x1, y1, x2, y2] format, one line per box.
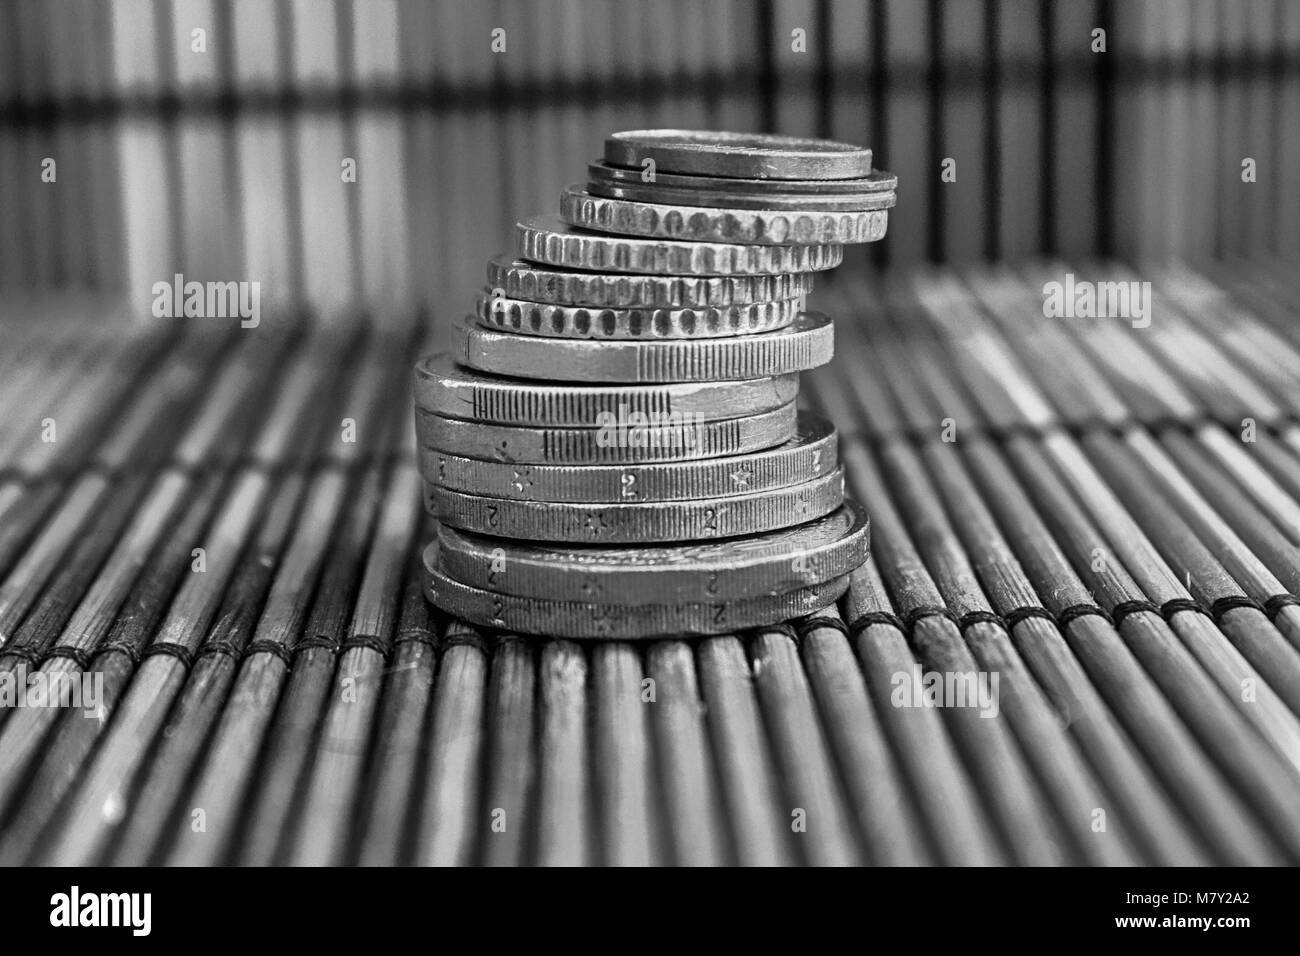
[415, 401, 796, 465]
[425, 541, 851, 638]
[517, 217, 844, 275]
[585, 177, 896, 213]
[426, 466, 845, 542]
[588, 161, 898, 197]
[474, 290, 801, 339]
[560, 186, 891, 245]
[413, 353, 799, 425]
[418, 412, 838, 502]
[461, 310, 834, 383]
[604, 130, 874, 181]
[435, 500, 869, 602]
[486, 256, 815, 308]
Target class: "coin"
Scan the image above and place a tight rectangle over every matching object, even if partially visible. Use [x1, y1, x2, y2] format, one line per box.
[585, 177, 897, 213]
[604, 130, 874, 181]
[435, 500, 869, 602]
[413, 353, 799, 426]
[517, 217, 844, 275]
[587, 161, 898, 197]
[485, 256, 816, 308]
[474, 290, 801, 339]
[425, 541, 851, 638]
[415, 401, 796, 464]
[461, 310, 834, 383]
[425, 466, 845, 542]
[418, 412, 838, 502]
[560, 186, 891, 245]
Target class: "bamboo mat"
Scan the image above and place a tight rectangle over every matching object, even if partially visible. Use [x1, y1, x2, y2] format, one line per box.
[2, 259, 1299, 866]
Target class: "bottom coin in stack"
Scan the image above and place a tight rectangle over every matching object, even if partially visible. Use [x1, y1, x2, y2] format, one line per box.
[433, 500, 868, 602]
[423, 541, 851, 638]
[425, 467, 845, 542]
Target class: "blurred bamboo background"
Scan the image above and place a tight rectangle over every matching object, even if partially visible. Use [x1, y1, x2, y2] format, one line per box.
[1, 0, 1297, 332]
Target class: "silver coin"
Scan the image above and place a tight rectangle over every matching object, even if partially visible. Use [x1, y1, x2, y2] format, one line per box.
[412, 353, 800, 426]
[415, 401, 797, 464]
[605, 130, 874, 181]
[560, 186, 891, 245]
[418, 412, 838, 502]
[435, 500, 869, 602]
[425, 540, 851, 638]
[474, 290, 801, 339]
[588, 161, 898, 197]
[426, 466, 845, 542]
[517, 216, 844, 275]
[585, 177, 896, 213]
[485, 256, 815, 308]
[460, 310, 834, 383]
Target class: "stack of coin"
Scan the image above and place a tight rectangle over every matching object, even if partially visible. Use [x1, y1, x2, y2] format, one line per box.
[413, 130, 894, 638]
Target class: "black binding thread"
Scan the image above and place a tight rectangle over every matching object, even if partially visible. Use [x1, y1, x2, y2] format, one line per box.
[902, 604, 959, 631]
[42, 646, 93, 670]
[441, 628, 488, 652]
[1161, 597, 1207, 621]
[242, 639, 295, 667]
[339, 634, 390, 657]
[142, 643, 194, 668]
[1264, 594, 1300, 619]
[1110, 600, 1161, 628]
[0, 645, 43, 667]
[796, 615, 849, 639]
[847, 610, 906, 637]
[196, 639, 244, 661]
[393, 626, 439, 650]
[1056, 603, 1112, 629]
[1208, 595, 1262, 622]
[1004, 606, 1055, 628]
[957, 610, 1005, 630]
[97, 640, 143, 665]
[294, 635, 340, 654]
[759, 622, 801, 644]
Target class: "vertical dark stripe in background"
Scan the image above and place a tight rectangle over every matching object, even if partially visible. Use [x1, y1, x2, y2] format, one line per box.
[338, 0, 363, 302]
[815, 0, 833, 139]
[758, 0, 777, 132]
[984, 0, 1001, 260]
[277, 0, 304, 304]
[1095, 0, 1114, 256]
[870, 0, 888, 268]
[926, 0, 943, 262]
[1039, 0, 1056, 255]
[215, 0, 243, 282]
[154, 0, 184, 277]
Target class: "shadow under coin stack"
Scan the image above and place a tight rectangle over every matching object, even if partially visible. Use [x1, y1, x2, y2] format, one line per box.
[413, 130, 896, 638]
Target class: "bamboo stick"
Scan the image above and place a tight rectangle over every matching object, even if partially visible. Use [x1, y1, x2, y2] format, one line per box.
[107, 472, 309, 866]
[795, 609, 933, 865]
[354, 562, 439, 866]
[1085, 429, 1300, 718]
[694, 636, 795, 866]
[591, 641, 660, 866]
[1042, 430, 1300, 766]
[839, 558, 1005, 864]
[644, 639, 729, 866]
[917, 436, 1210, 864]
[1003, 432, 1300, 860]
[233, 462, 387, 865]
[409, 617, 490, 867]
[748, 626, 863, 865]
[534, 639, 594, 866]
[841, 437, 1069, 865]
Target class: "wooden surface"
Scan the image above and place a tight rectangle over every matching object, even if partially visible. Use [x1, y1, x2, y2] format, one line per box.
[1, 260, 1299, 865]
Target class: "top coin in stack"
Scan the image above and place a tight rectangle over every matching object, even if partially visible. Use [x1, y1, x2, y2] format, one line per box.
[604, 130, 875, 180]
